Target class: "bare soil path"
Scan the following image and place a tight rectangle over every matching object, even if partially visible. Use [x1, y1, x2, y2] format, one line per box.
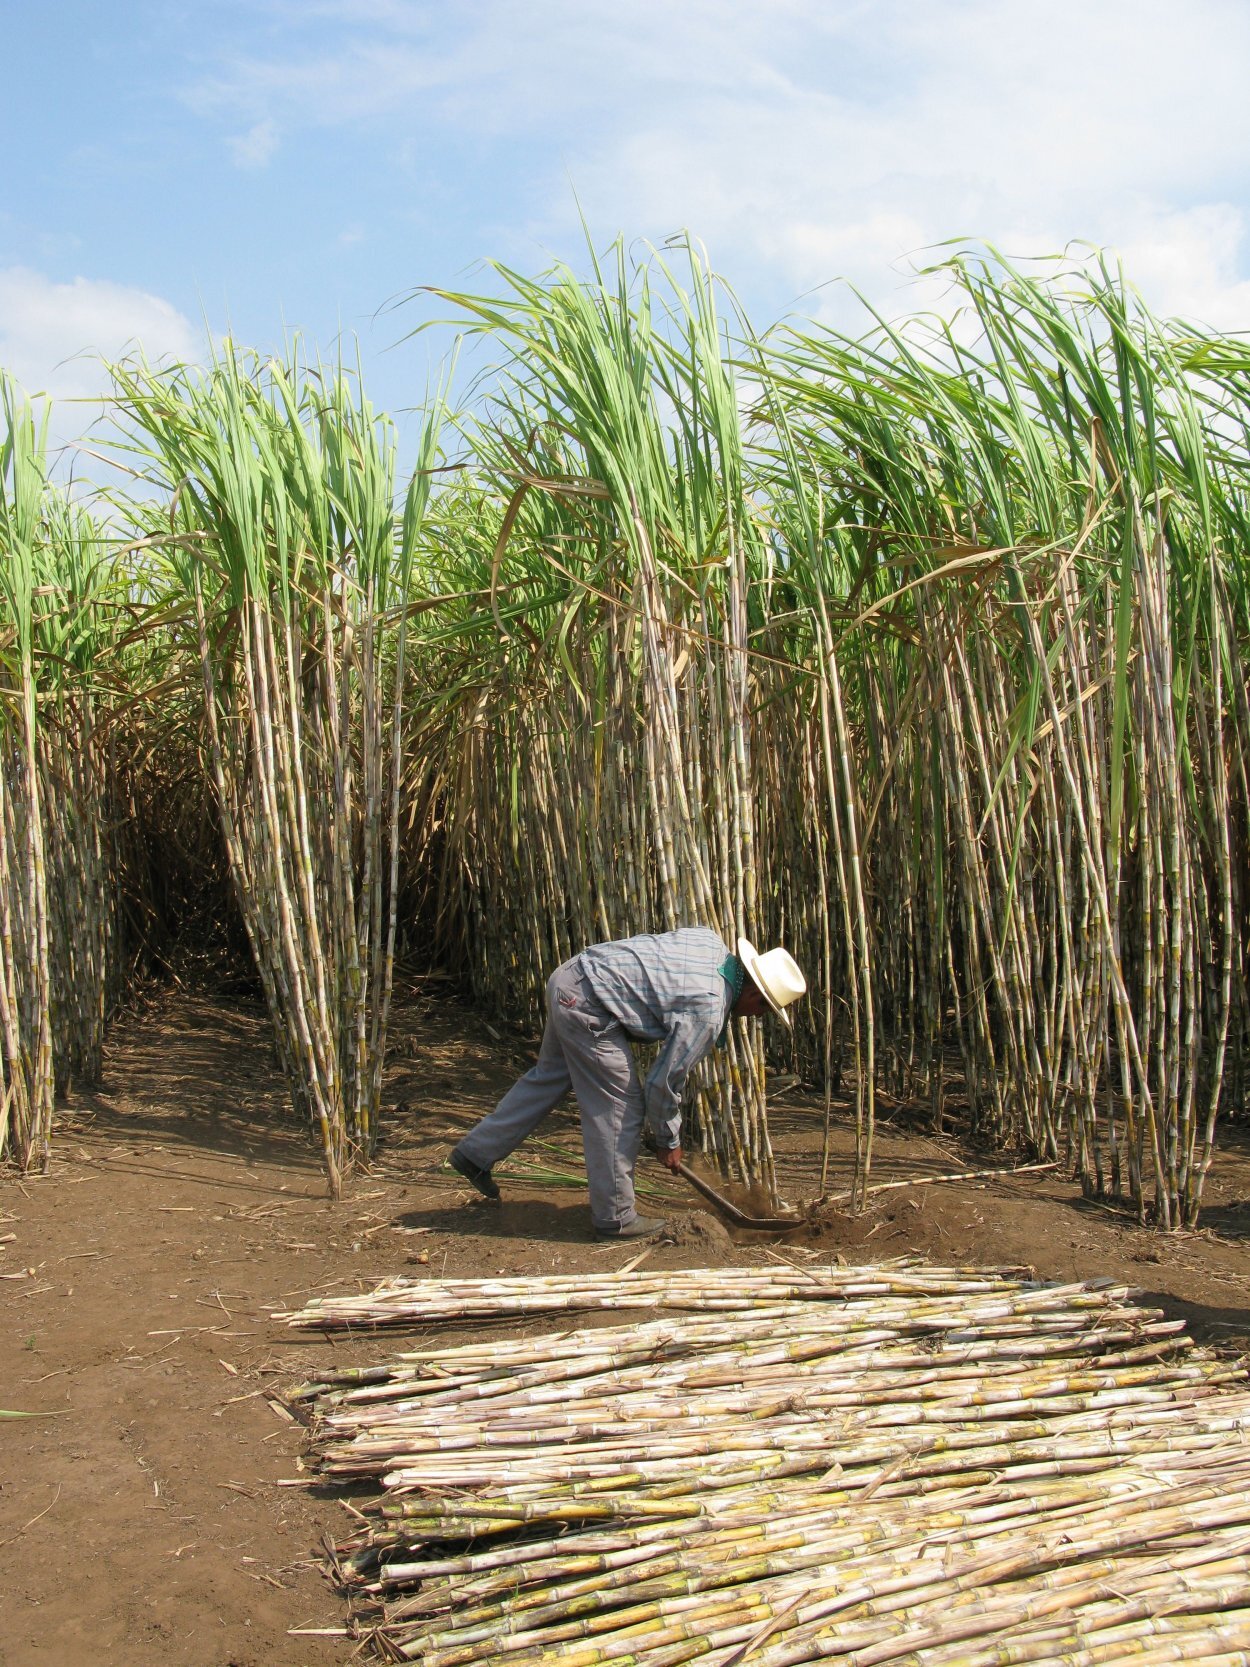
[3, 990, 1249, 1666]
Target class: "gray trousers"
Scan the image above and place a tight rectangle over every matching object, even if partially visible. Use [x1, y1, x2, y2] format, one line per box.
[456, 958, 646, 1231]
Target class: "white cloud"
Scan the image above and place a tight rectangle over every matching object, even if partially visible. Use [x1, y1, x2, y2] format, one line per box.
[546, 0, 1250, 316]
[181, 0, 1250, 329]
[228, 117, 280, 169]
[1113, 206, 1250, 331]
[0, 266, 201, 419]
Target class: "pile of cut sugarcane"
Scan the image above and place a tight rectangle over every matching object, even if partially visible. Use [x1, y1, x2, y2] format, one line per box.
[283, 1264, 1250, 1664]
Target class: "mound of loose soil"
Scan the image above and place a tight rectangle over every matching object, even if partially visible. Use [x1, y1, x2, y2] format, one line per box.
[662, 1209, 734, 1252]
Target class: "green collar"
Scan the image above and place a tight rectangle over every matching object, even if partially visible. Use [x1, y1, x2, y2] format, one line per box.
[717, 953, 746, 1046]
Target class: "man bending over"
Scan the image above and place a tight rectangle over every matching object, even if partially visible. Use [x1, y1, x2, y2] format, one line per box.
[448, 927, 805, 1239]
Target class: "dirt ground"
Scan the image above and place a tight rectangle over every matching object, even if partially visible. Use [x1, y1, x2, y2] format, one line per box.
[3, 987, 1250, 1667]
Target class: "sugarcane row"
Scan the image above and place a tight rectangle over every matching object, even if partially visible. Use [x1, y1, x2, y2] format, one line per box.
[0, 397, 118, 1171]
[431, 251, 1250, 1223]
[5, 245, 1250, 1221]
[289, 1268, 1250, 1663]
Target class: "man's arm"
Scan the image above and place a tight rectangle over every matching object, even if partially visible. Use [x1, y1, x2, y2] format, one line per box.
[643, 1005, 720, 1159]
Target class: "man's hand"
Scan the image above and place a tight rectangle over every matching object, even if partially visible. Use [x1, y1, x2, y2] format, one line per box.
[661, 1145, 684, 1172]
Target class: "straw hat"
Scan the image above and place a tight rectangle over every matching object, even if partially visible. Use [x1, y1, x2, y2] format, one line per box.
[736, 938, 806, 1024]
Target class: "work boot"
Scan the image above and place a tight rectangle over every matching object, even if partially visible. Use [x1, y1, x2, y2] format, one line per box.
[448, 1148, 500, 1201]
[596, 1214, 667, 1241]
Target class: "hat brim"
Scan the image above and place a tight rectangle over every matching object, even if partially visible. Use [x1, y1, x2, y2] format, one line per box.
[737, 936, 792, 1025]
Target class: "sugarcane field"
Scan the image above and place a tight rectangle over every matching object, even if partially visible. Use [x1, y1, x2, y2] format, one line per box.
[6, 236, 1250, 1667]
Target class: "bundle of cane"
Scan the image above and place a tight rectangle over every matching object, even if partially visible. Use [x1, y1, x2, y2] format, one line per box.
[278, 1261, 1039, 1330]
[287, 1267, 1250, 1664]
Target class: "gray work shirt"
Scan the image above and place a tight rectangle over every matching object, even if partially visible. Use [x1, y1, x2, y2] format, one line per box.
[576, 927, 734, 1149]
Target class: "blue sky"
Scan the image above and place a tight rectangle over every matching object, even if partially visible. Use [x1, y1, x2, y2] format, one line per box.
[5, 0, 1250, 463]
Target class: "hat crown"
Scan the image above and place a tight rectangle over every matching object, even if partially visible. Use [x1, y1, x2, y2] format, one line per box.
[736, 937, 806, 1023]
[752, 947, 806, 1008]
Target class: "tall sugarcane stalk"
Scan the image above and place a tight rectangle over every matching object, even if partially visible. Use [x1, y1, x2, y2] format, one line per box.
[413, 241, 774, 1189]
[0, 378, 54, 1167]
[755, 247, 1248, 1223]
[38, 490, 119, 1092]
[111, 347, 441, 1194]
[0, 376, 120, 1166]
